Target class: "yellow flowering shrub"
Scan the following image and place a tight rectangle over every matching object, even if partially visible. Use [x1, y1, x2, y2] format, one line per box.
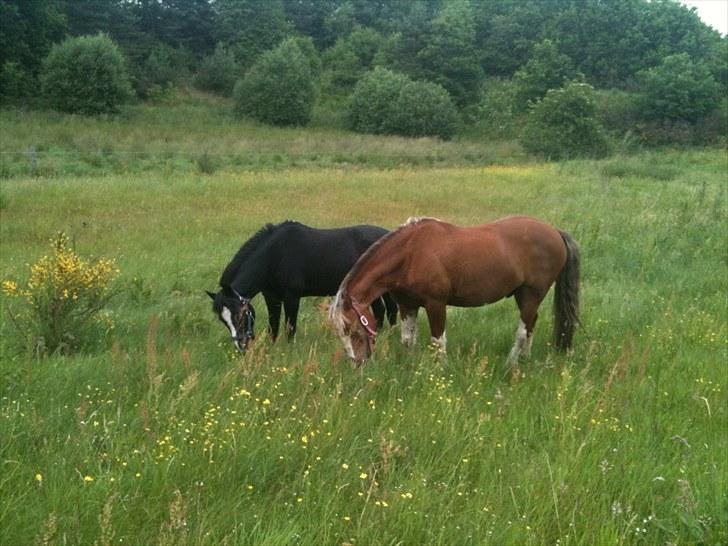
[2, 232, 119, 355]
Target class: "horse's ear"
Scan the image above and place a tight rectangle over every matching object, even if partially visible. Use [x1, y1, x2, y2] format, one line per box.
[205, 290, 216, 300]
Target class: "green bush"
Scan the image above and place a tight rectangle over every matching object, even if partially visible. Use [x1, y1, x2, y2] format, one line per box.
[521, 81, 609, 160]
[391, 80, 459, 139]
[346, 68, 459, 140]
[473, 78, 522, 140]
[594, 88, 641, 141]
[233, 38, 316, 127]
[194, 43, 240, 96]
[513, 39, 579, 111]
[0, 61, 36, 104]
[40, 34, 133, 115]
[637, 53, 720, 123]
[322, 27, 383, 93]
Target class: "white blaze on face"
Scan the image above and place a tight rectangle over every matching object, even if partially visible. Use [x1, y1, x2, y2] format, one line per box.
[221, 306, 239, 342]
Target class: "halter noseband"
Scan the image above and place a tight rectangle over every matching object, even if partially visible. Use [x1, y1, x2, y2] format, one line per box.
[350, 298, 377, 352]
[230, 288, 255, 345]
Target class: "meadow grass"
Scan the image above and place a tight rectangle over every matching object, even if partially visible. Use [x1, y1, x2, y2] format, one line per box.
[0, 91, 524, 179]
[0, 139, 726, 544]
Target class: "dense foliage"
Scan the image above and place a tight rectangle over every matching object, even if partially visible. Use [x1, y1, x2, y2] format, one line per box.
[521, 82, 609, 160]
[233, 38, 315, 126]
[0, 0, 725, 144]
[40, 33, 132, 114]
[637, 53, 721, 123]
[193, 43, 239, 96]
[347, 67, 458, 140]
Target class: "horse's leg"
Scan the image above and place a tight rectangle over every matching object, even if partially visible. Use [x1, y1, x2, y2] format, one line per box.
[508, 287, 545, 366]
[399, 305, 419, 347]
[283, 297, 300, 341]
[382, 292, 398, 325]
[263, 292, 282, 341]
[371, 297, 386, 328]
[425, 302, 447, 355]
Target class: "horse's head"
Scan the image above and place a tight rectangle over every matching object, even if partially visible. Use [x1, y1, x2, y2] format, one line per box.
[207, 286, 256, 352]
[329, 292, 377, 364]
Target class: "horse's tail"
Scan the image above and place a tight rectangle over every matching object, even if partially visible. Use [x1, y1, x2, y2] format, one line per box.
[382, 292, 398, 325]
[553, 230, 581, 351]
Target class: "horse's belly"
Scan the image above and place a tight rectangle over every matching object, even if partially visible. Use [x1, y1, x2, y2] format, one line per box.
[448, 288, 510, 307]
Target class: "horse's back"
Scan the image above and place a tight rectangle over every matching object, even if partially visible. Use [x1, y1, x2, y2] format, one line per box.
[272, 222, 389, 296]
[401, 216, 567, 305]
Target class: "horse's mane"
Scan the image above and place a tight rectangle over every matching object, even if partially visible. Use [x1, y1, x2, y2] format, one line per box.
[219, 221, 294, 287]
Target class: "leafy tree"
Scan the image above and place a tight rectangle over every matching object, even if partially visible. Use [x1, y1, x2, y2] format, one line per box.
[233, 38, 316, 126]
[417, 0, 483, 107]
[194, 43, 240, 96]
[636, 53, 720, 123]
[374, 1, 435, 80]
[283, 0, 339, 49]
[217, 0, 290, 71]
[0, 0, 66, 101]
[322, 26, 383, 91]
[474, 1, 555, 78]
[346, 67, 458, 139]
[40, 34, 133, 115]
[513, 39, 579, 111]
[134, 43, 191, 98]
[521, 81, 609, 159]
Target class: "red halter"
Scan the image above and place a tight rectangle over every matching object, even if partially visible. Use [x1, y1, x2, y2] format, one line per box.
[350, 298, 377, 350]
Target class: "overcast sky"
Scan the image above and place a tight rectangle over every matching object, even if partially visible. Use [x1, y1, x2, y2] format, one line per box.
[681, 0, 727, 35]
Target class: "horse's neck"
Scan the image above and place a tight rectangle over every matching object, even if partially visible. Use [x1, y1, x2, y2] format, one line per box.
[231, 251, 269, 297]
[348, 251, 402, 306]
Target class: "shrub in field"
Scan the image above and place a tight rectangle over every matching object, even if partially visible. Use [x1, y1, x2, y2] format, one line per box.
[193, 43, 240, 96]
[321, 27, 383, 92]
[134, 44, 191, 99]
[474, 77, 523, 140]
[521, 81, 609, 160]
[2, 232, 119, 355]
[513, 39, 579, 111]
[636, 53, 720, 123]
[346, 67, 459, 140]
[233, 38, 316, 127]
[0, 61, 36, 104]
[390, 80, 459, 139]
[40, 34, 133, 115]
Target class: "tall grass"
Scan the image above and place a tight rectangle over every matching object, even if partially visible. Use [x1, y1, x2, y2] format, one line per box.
[0, 91, 524, 179]
[0, 142, 725, 543]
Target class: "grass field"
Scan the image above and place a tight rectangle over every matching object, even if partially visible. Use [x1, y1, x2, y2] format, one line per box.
[0, 99, 726, 545]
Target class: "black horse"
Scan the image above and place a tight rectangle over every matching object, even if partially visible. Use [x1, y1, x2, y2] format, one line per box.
[207, 221, 398, 351]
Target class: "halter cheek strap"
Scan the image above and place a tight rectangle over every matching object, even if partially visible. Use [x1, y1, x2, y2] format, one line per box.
[230, 288, 255, 343]
[350, 299, 377, 345]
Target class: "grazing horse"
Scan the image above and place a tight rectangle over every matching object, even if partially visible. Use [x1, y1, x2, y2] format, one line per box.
[329, 216, 580, 365]
[208, 221, 398, 351]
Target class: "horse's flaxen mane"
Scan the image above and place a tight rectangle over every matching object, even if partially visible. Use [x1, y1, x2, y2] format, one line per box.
[219, 221, 295, 286]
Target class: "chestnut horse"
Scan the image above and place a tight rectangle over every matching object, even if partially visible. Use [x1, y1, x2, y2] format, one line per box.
[329, 216, 580, 365]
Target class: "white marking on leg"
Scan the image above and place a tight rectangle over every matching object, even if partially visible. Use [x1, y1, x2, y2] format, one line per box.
[431, 332, 447, 354]
[401, 314, 418, 347]
[507, 319, 528, 366]
[524, 331, 534, 357]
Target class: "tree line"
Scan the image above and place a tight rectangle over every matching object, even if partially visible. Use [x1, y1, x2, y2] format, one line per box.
[1, 0, 726, 152]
